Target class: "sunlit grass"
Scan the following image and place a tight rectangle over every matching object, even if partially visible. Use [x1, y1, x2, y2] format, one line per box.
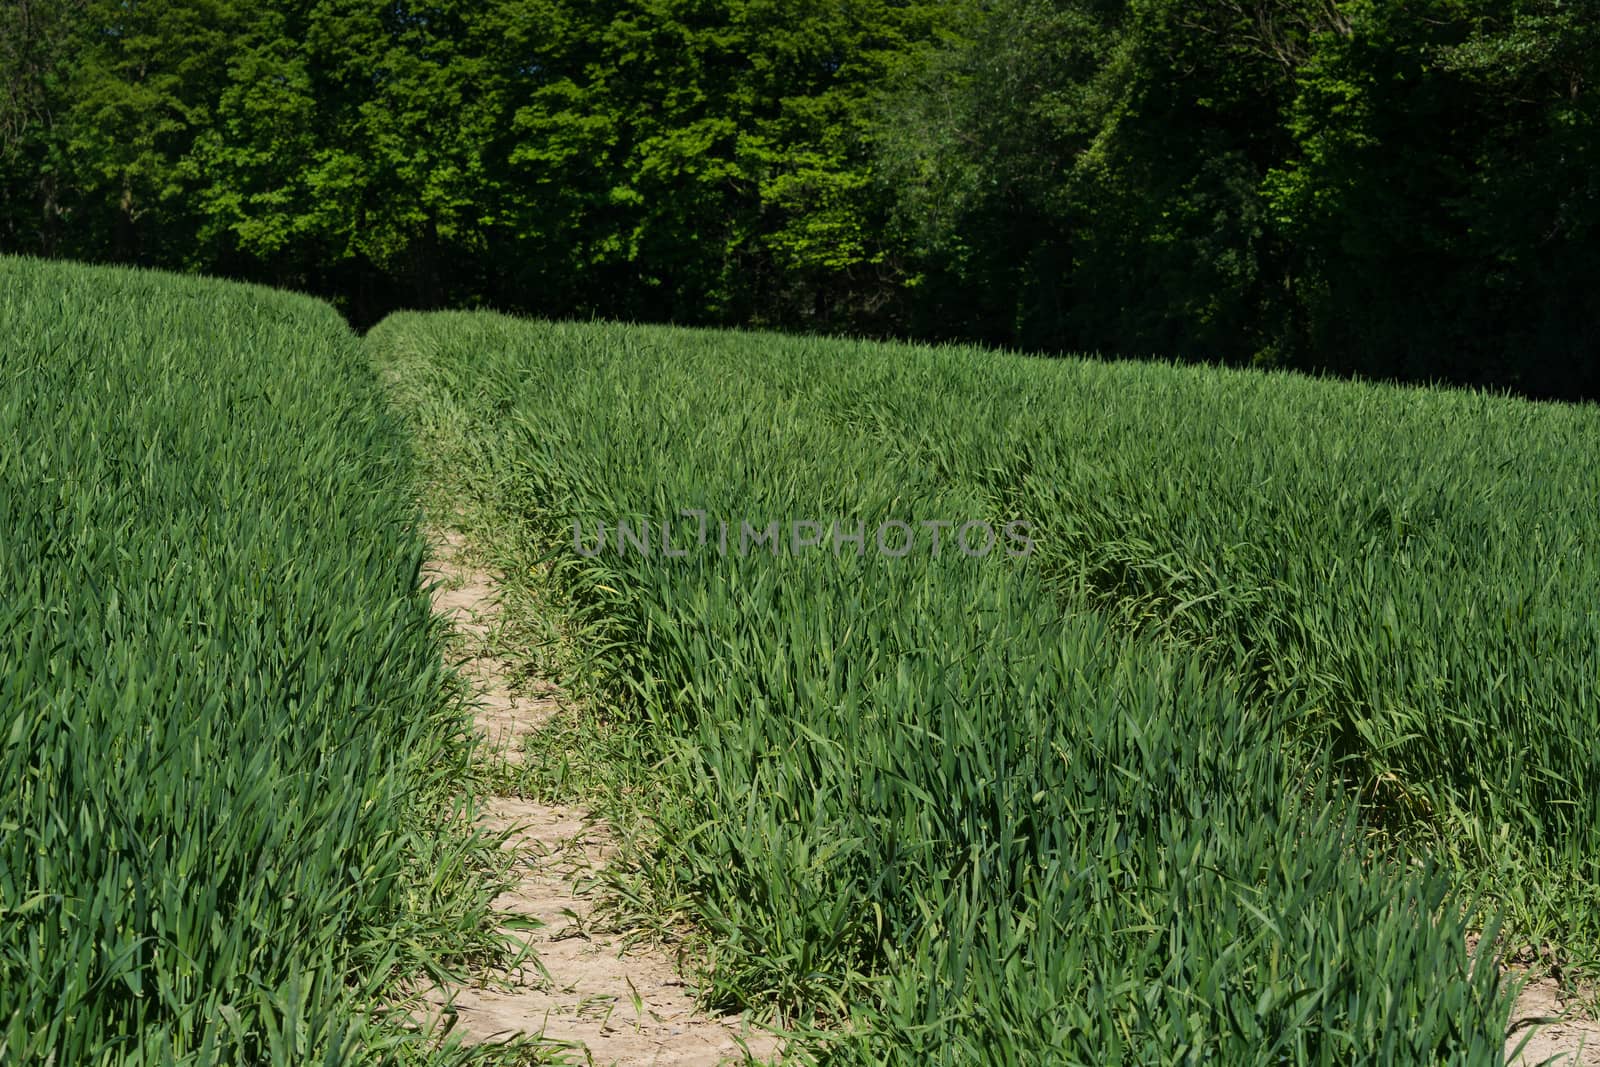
[0, 259, 552, 1065]
[370, 311, 1576, 1063]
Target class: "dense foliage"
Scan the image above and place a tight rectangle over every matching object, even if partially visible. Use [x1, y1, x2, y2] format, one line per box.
[3, 0, 1595, 397]
[0, 257, 521, 1065]
[371, 308, 1600, 1062]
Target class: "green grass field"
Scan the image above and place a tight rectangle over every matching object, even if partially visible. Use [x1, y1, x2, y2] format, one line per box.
[0, 259, 537, 1065]
[8, 256, 1596, 1064]
[373, 311, 1600, 1063]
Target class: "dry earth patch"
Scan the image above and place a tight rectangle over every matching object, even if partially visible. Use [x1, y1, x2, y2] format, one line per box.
[417, 530, 781, 1066]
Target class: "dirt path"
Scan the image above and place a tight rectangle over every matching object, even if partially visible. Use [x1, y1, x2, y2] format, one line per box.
[420, 530, 780, 1066]
[1506, 970, 1600, 1065]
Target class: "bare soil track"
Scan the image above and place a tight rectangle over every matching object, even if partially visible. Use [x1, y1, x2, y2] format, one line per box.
[419, 530, 781, 1066]
[1506, 968, 1600, 1066]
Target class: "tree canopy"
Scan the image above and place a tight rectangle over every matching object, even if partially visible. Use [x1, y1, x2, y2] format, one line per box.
[2, 0, 1595, 397]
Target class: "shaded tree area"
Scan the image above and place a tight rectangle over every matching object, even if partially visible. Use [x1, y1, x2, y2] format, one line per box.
[2, 0, 1596, 398]
[1, 0, 947, 326]
[878, 0, 1600, 398]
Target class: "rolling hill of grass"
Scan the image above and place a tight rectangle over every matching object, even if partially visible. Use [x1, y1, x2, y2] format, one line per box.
[0, 258, 523, 1065]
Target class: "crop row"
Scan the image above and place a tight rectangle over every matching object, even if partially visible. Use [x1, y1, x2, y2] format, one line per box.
[769, 333, 1600, 943]
[0, 260, 510, 1065]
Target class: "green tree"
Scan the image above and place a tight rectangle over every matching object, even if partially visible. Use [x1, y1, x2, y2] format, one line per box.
[875, 0, 1305, 359]
[188, 1, 508, 315]
[489, 0, 952, 326]
[0, 0, 85, 255]
[62, 0, 246, 262]
[876, 0, 1599, 395]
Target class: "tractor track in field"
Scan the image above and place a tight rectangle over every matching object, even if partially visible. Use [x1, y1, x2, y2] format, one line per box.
[418, 529, 780, 1066]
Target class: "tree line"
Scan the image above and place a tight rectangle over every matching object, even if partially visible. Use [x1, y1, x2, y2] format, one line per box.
[3, 0, 1595, 398]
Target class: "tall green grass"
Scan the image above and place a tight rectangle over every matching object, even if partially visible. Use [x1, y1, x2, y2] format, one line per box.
[747, 337, 1600, 945]
[0, 259, 519, 1064]
[374, 312, 1522, 1064]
